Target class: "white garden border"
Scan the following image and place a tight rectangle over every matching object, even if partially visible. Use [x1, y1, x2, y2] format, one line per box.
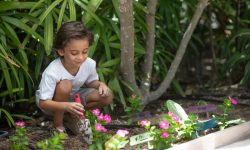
[168, 121, 250, 150]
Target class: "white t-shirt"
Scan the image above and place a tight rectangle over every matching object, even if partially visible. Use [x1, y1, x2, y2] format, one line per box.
[35, 57, 98, 108]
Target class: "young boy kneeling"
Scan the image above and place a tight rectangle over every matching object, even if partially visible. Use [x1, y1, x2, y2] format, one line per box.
[35, 21, 113, 139]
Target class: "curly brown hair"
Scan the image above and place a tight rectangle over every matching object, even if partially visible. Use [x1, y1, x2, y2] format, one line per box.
[53, 21, 93, 53]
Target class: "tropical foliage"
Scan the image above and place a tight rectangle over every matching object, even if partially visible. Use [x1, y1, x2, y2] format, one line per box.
[0, 0, 250, 125]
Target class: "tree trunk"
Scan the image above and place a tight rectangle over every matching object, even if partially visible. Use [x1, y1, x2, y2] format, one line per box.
[145, 0, 209, 104]
[119, 0, 139, 95]
[140, 0, 157, 96]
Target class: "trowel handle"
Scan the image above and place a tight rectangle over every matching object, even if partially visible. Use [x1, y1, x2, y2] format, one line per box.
[74, 93, 81, 103]
[74, 93, 85, 119]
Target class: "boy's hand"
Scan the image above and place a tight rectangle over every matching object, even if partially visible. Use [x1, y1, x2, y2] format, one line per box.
[64, 102, 84, 117]
[99, 82, 111, 97]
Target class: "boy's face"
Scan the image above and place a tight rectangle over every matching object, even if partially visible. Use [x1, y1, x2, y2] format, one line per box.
[58, 39, 89, 68]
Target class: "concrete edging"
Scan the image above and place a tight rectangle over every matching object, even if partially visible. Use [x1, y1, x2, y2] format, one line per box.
[167, 121, 250, 150]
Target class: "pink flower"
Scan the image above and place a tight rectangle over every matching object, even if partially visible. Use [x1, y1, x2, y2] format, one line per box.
[104, 114, 111, 123]
[15, 121, 25, 127]
[229, 96, 237, 105]
[140, 120, 151, 127]
[116, 129, 129, 137]
[101, 127, 107, 132]
[172, 115, 180, 122]
[161, 132, 169, 138]
[91, 108, 100, 116]
[168, 112, 180, 123]
[95, 123, 103, 131]
[168, 112, 174, 116]
[95, 123, 107, 132]
[159, 120, 169, 129]
[97, 113, 104, 120]
[131, 94, 137, 99]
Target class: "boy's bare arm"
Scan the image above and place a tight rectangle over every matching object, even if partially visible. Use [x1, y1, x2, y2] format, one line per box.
[86, 80, 111, 96]
[39, 100, 84, 116]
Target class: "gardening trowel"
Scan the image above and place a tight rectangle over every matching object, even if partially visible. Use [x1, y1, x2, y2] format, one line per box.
[74, 93, 93, 145]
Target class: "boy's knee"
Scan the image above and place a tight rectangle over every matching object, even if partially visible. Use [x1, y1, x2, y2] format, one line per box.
[86, 90, 113, 106]
[102, 94, 113, 106]
[56, 80, 72, 94]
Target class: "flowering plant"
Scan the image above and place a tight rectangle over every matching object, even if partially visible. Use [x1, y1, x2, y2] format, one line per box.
[178, 113, 199, 139]
[105, 129, 129, 150]
[140, 112, 180, 149]
[10, 121, 29, 150]
[124, 94, 144, 124]
[140, 111, 199, 150]
[212, 96, 238, 130]
[37, 132, 66, 150]
[86, 108, 112, 148]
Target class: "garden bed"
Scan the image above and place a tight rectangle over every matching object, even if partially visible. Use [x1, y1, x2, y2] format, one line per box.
[0, 97, 250, 150]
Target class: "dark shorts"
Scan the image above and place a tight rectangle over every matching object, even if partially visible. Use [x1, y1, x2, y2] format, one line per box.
[70, 88, 96, 106]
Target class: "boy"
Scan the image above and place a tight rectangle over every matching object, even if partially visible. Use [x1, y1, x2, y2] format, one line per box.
[36, 21, 112, 136]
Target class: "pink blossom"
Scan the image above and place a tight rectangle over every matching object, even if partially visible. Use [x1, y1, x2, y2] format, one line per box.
[95, 123, 107, 132]
[161, 132, 169, 138]
[159, 120, 169, 129]
[168, 112, 174, 116]
[168, 112, 180, 122]
[95, 123, 103, 131]
[172, 115, 180, 122]
[131, 94, 137, 99]
[91, 108, 100, 116]
[229, 96, 237, 105]
[97, 113, 104, 120]
[101, 127, 107, 132]
[116, 129, 129, 137]
[140, 120, 151, 127]
[15, 121, 25, 127]
[104, 114, 111, 123]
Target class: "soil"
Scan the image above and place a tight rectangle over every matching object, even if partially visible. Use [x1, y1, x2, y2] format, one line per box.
[1, 87, 250, 150]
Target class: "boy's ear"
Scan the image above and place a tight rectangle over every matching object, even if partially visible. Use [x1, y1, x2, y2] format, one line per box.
[57, 49, 64, 57]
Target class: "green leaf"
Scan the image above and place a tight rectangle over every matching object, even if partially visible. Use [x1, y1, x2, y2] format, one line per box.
[75, 0, 104, 26]
[108, 19, 120, 40]
[88, 144, 97, 150]
[68, 0, 76, 21]
[2, 22, 21, 46]
[171, 79, 186, 97]
[88, 28, 100, 57]
[240, 61, 250, 85]
[35, 48, 45, 80]
[8, 60, 21, 89]
[38, 0, 63, 24]
[30, 0, 45, 13]
[0, 57, 13, 97]
[44, 13, 54, 55]
[2, 16, 44, 44]
[229, 29, 250, 46]
[133, 1, 148, 13]
[57, 0, 67, 31]
[166, 100, 189, 121]
[109, 77, 127, 108]
[0, 88, 24, 97]
[83, 0, 103, 25]
[0, 2, 35, 11]
[111, 0, 119, 17]
[96, 142, 104, 150]
[0, 108, 14, 127]
[101, 28, 111, 60]
[12, 114, 32, 120]
[99, 58, 120, 68]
